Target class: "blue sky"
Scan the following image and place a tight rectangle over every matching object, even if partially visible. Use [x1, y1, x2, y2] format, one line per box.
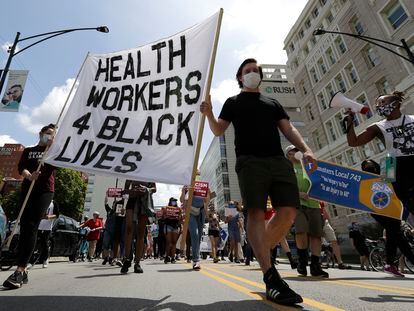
[0, 0, 307, 203]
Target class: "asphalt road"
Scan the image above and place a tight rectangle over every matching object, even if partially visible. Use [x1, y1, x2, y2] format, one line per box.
[1, 258, 413, 311]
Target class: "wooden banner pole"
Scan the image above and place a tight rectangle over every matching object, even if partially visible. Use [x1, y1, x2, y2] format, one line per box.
[180, 9, 224, 252]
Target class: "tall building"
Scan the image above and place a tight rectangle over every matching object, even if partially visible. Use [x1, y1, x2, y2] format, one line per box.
[284, 0, 414, 237]
[200, 64, 305, 214]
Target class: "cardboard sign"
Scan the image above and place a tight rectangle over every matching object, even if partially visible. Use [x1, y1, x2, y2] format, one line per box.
[194, 181, 209, 197]
[165, 206, 181, 219]
[107, 187, 123, 198]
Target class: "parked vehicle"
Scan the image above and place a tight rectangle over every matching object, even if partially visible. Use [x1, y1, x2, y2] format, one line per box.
[0, 214, 79, 270]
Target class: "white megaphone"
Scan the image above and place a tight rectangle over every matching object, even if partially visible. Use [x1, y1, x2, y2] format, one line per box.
[329, 92, 370, 114]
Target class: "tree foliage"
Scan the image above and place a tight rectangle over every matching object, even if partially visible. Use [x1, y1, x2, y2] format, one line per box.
[54, 168, 87, 221]
[0, 188, 21, 221]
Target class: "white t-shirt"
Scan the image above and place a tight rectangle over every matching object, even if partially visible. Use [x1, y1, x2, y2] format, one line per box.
[375, 114, 414, 157]
[38, 202, 55, 231]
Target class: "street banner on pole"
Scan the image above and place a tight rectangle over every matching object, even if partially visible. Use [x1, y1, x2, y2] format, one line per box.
[0, 70, 29, 112]
[304, 160, 403, 220]
[45, 12, 220, 185]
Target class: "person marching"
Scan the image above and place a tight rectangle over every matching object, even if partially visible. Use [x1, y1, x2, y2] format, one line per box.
[207, 202, 221, 263]
[226, 201, 243, 263]
[3, 124, 56, 289]
[286, 145, 328, 278]
[163, 197, 182, 264]
[200, 58, 316, 305]
[80, 211, 103, 262]
[121, 180, 156, 274]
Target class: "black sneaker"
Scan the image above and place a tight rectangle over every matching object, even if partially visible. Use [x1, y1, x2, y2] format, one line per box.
[310, 264, 329, 278]
[338, 263, 352, 270]
[164, 256, 170, 264]
[297, 263, 307, 276]
[264, 267, 303, 306]
[102, 257, 108, 265]
[229, 254, 233, 262]
[121, 259, 131, 274]
[134, 262, 143, 273]
[234, 258, 240, 264]
[3, 270, 24, 289]
[171, 258, 176, 264]
[290, 260, 298, 270]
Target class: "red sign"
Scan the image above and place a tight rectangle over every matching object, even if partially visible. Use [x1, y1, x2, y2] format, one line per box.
[193, 181, 209, 197]
[165, 206, 181, 219]
[107, 187, 123, 198]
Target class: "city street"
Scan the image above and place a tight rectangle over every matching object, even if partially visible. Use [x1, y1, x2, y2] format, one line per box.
[1, 258, 413, 311]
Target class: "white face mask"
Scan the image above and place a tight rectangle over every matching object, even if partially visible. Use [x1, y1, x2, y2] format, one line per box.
[242, 72, 261, 89]
[40, 134, 52, 144]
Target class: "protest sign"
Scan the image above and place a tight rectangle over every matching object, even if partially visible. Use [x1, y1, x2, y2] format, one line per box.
[107, 187, 123, 197]
[304, 160, 403, 220]
[44, 12, 220, 185]
[165, 206, 181, 219]
[193, 181, 208, 197]
[0, 70, 29, 112]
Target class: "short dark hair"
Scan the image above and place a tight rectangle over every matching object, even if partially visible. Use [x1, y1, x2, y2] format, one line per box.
[236, 58, 263, 88]
[361, 159, 381, 175]
[9, 84, 23, 90]
[40, 123, 56, 134]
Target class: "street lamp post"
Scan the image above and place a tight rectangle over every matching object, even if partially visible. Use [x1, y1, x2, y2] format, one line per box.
[0, 26, 109, 96]
[313, 28, 414, 66]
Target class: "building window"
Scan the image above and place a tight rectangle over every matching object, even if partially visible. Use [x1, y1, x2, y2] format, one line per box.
[317, 58, 327, 75]
[223, 190, 231, 203]
[326, 47, 336, 65]
[312, 7, 319, 18]
[305, 19, 311, 29]
[346, 149, 359, 165]
[335, 154, 344, 166]
[376, 77, 393, 95]
[326, 11, 334, 24]
[361, 145, 372, 159]
[335, 74, 347, 93]
[334, 113, 346, 135]
[221, 160, 228, 172]
[299, 29, 304, 39]
[363, 45, 380, 68]
[222, 174, 229, 188]
[220, 145, 227, 158]
[331, 204, 338, 217]
[311, 36, 317, 45]
[345, 63, 359, 84]
[375, 138, 386, 153]
[382, 1, 408, 30]
[305, 104, 315, 121]
[310, 67, 319, 84]
[326, 83, 335, 98]
[326, 120, 337, 142]
[219, 135, 226, 144]
[300, 80, 308, 96]
[312, 129, 323, 150]
[318, 92, 327, 111]
[290, 42, 295, 52]
[350, 16, 364, 35]
[334, 36, 347, 55]
[319, 0, 327, 6]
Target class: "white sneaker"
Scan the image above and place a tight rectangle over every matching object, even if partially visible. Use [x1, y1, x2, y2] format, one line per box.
[26, 263, 33, 270]
[193, 261, 201, 271]
[42, 260, 49, 268]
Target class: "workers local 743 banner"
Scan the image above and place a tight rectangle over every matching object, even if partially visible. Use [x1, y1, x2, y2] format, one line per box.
[304, 160, 403, 220]
[45, 12, 220, 185]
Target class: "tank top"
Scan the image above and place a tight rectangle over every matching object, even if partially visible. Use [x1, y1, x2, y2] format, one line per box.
[374, 114, 414, 157]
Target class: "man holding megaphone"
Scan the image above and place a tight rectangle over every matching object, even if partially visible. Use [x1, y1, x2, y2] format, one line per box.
[344, 91, 414, 217]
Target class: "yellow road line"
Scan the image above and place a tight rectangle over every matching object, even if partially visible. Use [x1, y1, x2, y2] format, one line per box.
[279, 271, 414, 296]
[202, 265, 345, 311]
[199, 269, 296, 311]
[207, 262, 414, 295]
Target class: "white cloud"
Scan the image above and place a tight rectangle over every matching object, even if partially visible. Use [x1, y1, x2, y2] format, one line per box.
[152, 183, 182, 207]
[17, 78, 76, 134]
[224, 0, 307, 64]
[0, 135, 18, 147]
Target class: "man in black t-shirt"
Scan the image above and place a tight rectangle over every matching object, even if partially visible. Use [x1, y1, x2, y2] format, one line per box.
[200, 58, 317, 306]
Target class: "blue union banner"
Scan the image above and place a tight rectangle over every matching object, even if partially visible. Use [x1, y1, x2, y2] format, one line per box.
[304, 160, 403, 220]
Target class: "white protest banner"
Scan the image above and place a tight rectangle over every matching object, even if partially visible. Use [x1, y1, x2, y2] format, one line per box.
[45, 12, 220, 185]
[0, 70, 29, 112]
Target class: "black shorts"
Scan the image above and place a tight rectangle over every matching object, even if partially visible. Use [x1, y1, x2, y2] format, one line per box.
[208, 230, 220, 238]
[236, 155, 300, 210]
